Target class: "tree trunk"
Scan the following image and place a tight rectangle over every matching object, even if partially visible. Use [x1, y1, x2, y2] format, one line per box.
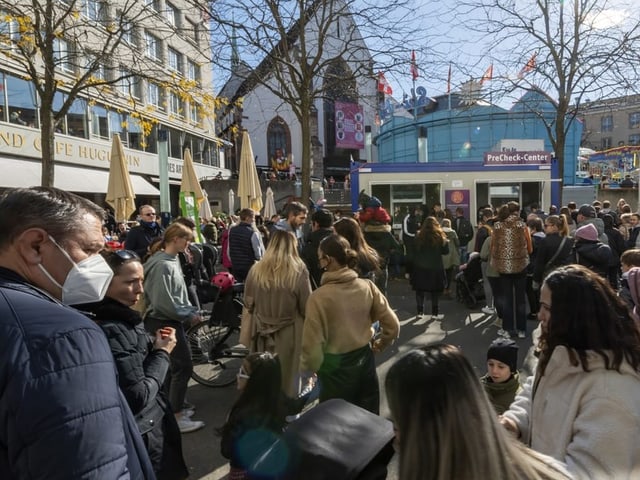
[300, 108, 311, 203]
[40, 107, 56, 187]
[555, 112, 566, 205]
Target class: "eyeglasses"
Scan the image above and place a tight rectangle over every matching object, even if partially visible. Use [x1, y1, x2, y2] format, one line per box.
[237, 365, 250, 381]
[142, 212, 157, 217]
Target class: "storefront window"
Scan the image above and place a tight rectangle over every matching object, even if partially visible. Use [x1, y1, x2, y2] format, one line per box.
[6, 74, 38, 127]
[391, 184, 423, 200]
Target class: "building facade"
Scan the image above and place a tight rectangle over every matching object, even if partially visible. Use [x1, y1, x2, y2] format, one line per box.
[580, 94, 640, 151]
[0, 0, 227, 212]
[351, 88, 582, 223]
[216, 1, 378, 181]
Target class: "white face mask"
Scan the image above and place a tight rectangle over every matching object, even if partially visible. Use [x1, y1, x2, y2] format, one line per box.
[38, 236, 114, 305]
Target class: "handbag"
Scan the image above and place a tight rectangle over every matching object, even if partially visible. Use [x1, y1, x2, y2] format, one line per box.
[543, 236, 568, 277]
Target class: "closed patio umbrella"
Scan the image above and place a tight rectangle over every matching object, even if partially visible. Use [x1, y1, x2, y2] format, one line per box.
[180, 148, 206, 241]
[106, 134, 136, 223]
[228, 188, 235, 215]
[237, 130, 263, 212]
[263, 186, 277, 219]
[200, 189, 213, 221]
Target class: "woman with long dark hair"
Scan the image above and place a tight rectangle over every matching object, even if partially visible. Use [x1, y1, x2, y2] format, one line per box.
[501, 265, 640, 478]
[300, 234, 399, 414]
[333, 216, 381, 280]
[410, 216, 449, 320]
[385, 344, 571, 480]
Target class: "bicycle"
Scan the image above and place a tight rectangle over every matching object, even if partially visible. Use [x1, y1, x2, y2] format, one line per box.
[187, 283, 248, 387]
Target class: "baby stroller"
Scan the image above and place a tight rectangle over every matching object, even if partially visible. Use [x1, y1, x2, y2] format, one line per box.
[455, 252, 485, 308]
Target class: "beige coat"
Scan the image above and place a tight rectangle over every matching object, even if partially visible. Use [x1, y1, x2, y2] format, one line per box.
[503, 346, 640, 479]
[300, 267, 400, 373]
[239, 267, 312, 397]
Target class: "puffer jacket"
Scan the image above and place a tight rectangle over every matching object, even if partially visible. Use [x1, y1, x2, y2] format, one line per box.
[0, 267, 155, 480]
[571, 240, 613, 279]
[81, 297, 187, 479]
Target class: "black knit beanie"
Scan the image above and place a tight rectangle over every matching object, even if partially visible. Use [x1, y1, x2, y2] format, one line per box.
[487, 338, 519, 373]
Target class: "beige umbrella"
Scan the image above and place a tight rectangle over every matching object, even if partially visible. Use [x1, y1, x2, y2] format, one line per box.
[263, 186, 277, 219]
[106, 134, 136, 223]
[200, 189, 213, 221]
[180, 147, 206, 207]
[237, 130, 263, 212]
[180, 148, 206, 242]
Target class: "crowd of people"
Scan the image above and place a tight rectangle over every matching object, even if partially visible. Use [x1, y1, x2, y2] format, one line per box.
[3, 186, 640, 479]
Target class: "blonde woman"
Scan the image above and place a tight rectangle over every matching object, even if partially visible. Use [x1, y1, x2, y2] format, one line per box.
[239, 229, 312, 398]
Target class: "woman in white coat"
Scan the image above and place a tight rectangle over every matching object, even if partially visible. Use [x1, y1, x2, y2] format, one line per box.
[501, 264, 640, 479]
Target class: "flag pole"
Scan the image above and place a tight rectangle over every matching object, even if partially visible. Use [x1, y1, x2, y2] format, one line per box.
[447, 62, 452, 111]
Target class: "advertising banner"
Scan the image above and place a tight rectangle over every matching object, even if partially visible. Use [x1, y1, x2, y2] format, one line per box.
[335, 102, 365, 149]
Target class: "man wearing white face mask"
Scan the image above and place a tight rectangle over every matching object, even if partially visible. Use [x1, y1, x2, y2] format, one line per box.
[0, 187, 156, 480]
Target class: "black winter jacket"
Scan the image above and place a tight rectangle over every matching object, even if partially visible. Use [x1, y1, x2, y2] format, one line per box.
[126, 222, 165, 259]
[82, 297, 188, 479]
[533, 233, 574, 283]
[571, 240, 613, 278]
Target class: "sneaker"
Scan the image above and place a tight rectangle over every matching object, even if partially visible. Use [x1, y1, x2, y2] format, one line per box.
[182, 408, 195, 418]
[431, 314, 444, 320]
[497, 329, 511, 339]
[481, 306, 496, 315]
[176, 415, 205, 433]
[517, 330, 526, 339]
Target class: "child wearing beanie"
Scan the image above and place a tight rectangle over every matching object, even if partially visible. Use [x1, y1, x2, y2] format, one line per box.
[480, 338, 522, 414]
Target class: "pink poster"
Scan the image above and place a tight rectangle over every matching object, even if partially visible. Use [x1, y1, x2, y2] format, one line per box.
[335, 102, 365, 149]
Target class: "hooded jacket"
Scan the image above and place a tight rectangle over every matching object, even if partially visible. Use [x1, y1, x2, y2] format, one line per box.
[571, 240, 612, 279]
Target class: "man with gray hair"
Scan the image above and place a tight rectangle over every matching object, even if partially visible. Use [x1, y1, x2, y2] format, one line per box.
[0, 187, 155, 479]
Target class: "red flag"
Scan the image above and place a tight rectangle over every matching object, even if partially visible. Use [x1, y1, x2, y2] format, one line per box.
[480, 64, 493, 85]
[518, 52, 537, 78]
[410, 50, 419, 80]
[446, 63, 452, 94]
[377, 72, 392, 95]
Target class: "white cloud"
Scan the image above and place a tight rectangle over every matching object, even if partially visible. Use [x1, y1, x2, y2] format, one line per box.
[586, 8, 629, 29]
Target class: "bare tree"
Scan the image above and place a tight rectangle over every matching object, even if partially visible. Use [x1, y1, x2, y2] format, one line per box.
[206, 0, 436, 201]
[451, 0, 640, 198]
[0, 0, 215, 186]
